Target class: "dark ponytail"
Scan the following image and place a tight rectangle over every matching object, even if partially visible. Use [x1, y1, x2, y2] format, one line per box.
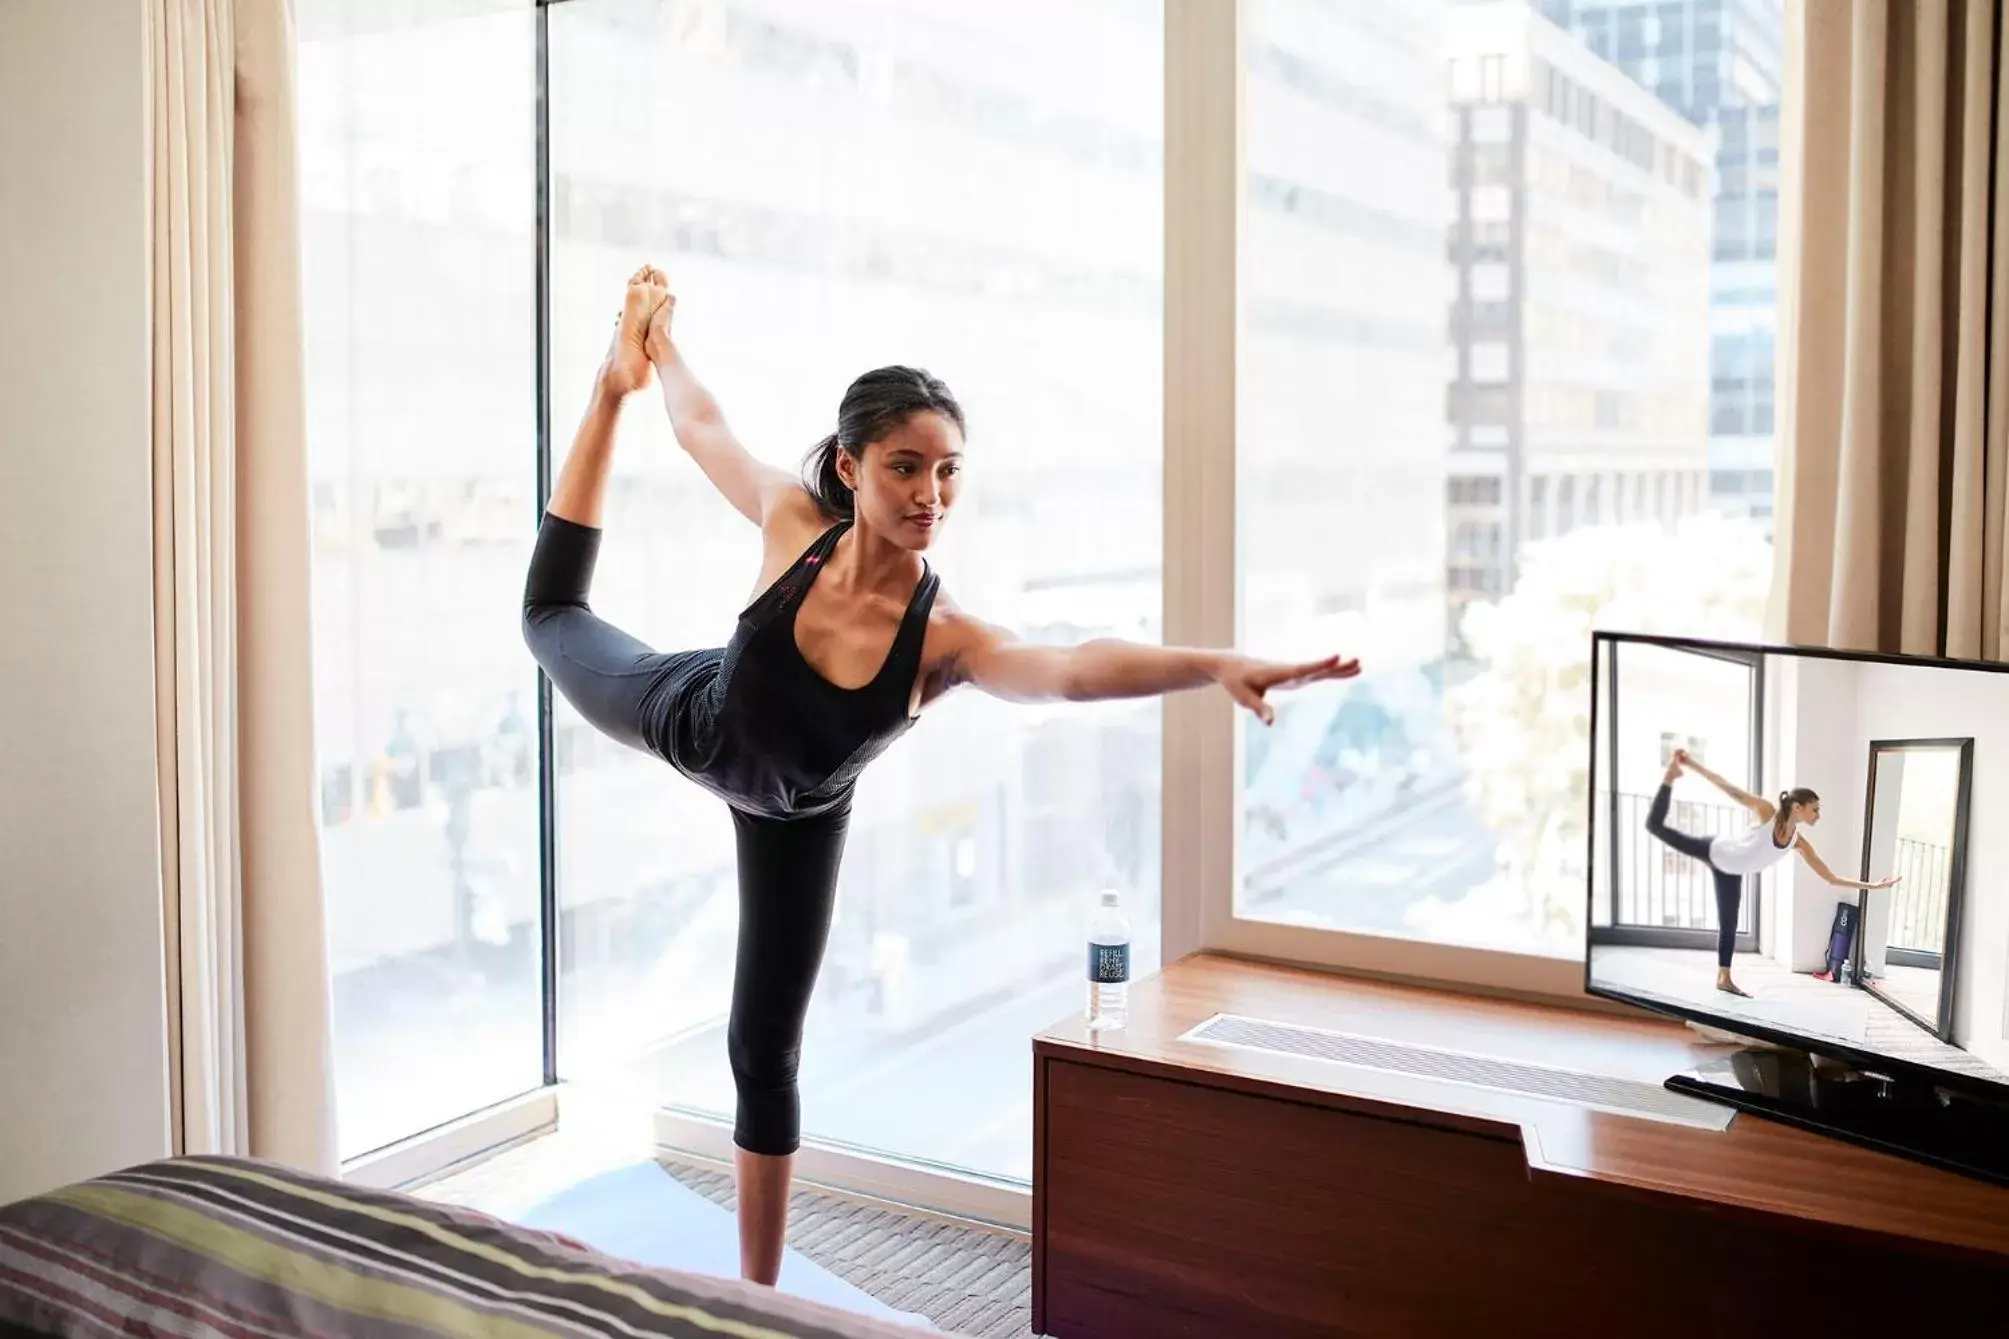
[801, 366, 966, 522]
[1776, 786, 1819, 833]
[804, 432, 850, 520]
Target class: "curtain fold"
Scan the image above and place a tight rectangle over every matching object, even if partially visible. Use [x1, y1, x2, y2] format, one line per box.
[233, 0, 337, 1174]
[149, 0, 336, 1174]
[1771, 0, 2009, 657]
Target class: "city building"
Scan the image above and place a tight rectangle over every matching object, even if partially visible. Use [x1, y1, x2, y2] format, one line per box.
[1536, 0, 1785, 526]
[1444, 3, 1716, 645]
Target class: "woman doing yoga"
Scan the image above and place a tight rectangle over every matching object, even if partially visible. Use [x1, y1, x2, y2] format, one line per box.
[1647, 747, 1898, 997]
[525, 267, 1361, 1284]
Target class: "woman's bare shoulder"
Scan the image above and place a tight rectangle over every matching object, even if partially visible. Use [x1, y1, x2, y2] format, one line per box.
[920, 586, 1013, 682]
[758, 485, 830, 554]
[741, 486, 834, 598]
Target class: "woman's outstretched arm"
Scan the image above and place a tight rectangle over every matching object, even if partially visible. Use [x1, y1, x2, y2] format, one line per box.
[1675, 749, 1773, 821]
[934, 612, 1358, 724]
[645, 287, 800, 527]
[1796, 837, 1900, 891]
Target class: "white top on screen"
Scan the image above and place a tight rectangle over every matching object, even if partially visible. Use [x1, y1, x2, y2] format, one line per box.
[1710, 823, 1800, 877]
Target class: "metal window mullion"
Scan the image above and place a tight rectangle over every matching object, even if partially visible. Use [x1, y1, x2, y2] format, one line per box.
[534, 0, 559, 1089]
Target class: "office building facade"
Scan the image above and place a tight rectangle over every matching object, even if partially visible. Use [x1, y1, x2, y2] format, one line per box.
[1536, 0, 1784, 526]
[1445, 3, 1715, 644]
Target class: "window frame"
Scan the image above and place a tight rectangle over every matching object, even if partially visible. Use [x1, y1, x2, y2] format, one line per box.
[1595, 639, 1765, 954]
[474, 0, 1785, 1196]
[1169, 1, 1586, 1001]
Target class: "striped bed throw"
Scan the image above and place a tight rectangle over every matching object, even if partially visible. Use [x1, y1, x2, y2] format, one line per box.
[0, 1157, 947, 1339]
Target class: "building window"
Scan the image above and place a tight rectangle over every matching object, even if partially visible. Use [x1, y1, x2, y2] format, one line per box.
[1470, 142, 1515, 186]
[1479, 53, 1506, 103]
[1468, 219, 1512, 263]
[1468, 384, 1514, 426]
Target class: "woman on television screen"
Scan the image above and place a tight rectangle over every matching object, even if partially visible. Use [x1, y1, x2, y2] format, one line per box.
[1646, 748, 1898, 997]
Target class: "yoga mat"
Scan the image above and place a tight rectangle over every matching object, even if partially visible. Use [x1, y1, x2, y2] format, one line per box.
[517, 1161, 933, 1329]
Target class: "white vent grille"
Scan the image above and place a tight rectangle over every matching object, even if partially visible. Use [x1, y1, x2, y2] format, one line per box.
[1180, 1013, 1733, 1131]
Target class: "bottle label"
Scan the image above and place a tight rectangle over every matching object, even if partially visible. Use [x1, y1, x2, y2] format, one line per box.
[1088, 941, 1131, 985]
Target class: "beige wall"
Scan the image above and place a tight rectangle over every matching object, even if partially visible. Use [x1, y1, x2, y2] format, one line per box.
[0, 0, 170, 1202]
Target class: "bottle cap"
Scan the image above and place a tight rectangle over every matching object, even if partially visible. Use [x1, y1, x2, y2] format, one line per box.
[1099, 889, 1121, 907]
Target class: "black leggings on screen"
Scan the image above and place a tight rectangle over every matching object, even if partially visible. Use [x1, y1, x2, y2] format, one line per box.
[1645, 783, 1741, 969]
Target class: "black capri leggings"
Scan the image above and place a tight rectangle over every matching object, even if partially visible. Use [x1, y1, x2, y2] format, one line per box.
[1644, 783, 1741, 969]
[522, 515, 845, 1157]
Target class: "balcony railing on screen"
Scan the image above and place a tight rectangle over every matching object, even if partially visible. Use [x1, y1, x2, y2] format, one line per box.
[1886, 837, 1951, 969]
[1602, 792, 1758, 940]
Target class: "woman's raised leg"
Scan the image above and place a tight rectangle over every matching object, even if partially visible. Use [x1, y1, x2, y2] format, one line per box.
[1644, 756, 1715, 863]
[521, 266, 682, 753]
[547, 265, 666, 528]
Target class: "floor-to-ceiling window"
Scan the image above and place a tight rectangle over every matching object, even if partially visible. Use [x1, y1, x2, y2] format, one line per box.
[298, 0, 544, 1161]
[1591, 639, 1763, 949]
[296, 0, 1787, 1186]
[544, 0, 1161, 1184]
[1227, 0, 1777, 979]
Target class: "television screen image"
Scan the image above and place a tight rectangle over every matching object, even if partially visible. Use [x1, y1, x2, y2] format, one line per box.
[1585, 633, 2009, 1098]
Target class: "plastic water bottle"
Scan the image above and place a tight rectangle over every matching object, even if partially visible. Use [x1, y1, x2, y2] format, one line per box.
[1086, 889, 1132, 1031]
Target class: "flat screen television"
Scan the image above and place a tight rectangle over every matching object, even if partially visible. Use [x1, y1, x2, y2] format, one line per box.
[1584, 631, 2009, 1186]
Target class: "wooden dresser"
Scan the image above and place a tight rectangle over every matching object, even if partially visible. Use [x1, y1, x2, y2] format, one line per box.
[1031, 953, 2009, 1338]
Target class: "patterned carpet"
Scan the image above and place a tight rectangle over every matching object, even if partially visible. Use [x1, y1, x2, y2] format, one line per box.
[657, 1158, 1034, 1339]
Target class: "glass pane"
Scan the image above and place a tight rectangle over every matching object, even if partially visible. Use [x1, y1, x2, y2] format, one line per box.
[1238, 0, 1779, 956]
[298, 0, 543, 1160]
[1594, 643, 1757, 937]
[548, 0, 1163, 1184]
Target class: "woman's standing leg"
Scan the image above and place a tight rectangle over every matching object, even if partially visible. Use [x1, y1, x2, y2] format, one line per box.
[1644, 757, 1743, 993]
[1712, 872, 1750, 995]
[724, 802, 850, 1285]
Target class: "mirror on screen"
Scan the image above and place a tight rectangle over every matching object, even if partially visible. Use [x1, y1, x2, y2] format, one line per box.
[1586, 634, 2006, 1093]
[1856, 740, 1968, 1037]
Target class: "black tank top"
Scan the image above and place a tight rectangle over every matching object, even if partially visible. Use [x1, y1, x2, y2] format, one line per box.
[654, 521, 940, 819]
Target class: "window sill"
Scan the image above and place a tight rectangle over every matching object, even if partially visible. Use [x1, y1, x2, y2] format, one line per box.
[342, 1086, 559, 1192]
[1204, 916, 1590, 1005]
[651, 1108, 1032, 1233]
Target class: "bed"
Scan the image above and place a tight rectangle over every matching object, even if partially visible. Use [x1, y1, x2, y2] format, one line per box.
[0, 1156, 952, 1338]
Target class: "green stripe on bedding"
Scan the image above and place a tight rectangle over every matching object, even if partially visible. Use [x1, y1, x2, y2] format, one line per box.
[49, 1184, 563, 1339]
[51, 1176, 797, 1339]
[187, 1163, 800, 1339]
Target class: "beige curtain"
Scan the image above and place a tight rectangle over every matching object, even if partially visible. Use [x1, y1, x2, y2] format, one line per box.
[149, 0, 337, 1173]
[1770, 0, 2009, 656]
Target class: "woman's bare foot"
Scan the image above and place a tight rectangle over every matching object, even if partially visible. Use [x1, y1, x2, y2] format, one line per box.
[643, 269, 676, 366]
[1715, 971, 1752, 998]
[600, 265, 666, 398]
